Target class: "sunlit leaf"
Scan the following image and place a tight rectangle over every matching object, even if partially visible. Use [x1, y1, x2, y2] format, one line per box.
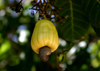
[98, 51, 100, 59]
[0, 0, 5, 10]
[81, 64, 88, 70]
[91, 58, 100, 68]
[91, 43, 99, 54]
[0, 40, 11, 55]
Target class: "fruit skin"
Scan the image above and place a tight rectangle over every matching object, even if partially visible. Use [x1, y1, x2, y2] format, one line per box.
[31, 19, 59, 54]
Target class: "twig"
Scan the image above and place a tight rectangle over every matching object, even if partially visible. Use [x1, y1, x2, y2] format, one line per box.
[56, 51, 62, 71]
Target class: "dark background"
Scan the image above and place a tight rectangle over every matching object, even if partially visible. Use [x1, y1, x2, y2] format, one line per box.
[0, 0, 100, 71]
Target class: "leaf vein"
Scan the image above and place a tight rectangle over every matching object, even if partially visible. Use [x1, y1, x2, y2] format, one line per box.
[60, 23, 71, 32]
[70, 1, 74, 40]
[59, 1, 69, 7]
[73, 9, 86, 15]
[85, 0, 91, 11]
[72, 3, 81, 7]
[74, 25, 86, 32]
[95, 9, 100, 25]
[63, 28, 71, 37]
[74, 31, 82, 37]
[89, 1, 97, 17]
[60, 9, 70, 15]
[73, 18, 88, 24]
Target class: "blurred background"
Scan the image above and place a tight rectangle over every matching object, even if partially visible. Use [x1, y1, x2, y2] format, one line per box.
[0, 0, 100, 71]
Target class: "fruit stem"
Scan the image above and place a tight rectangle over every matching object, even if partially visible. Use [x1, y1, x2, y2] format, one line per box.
[39, 46, 51, 62]
[43, 15, 47, 19]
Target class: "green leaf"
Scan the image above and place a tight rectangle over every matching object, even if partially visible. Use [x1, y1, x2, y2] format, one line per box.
[0, 40, 11, 55]
[56, 0, 90, 41]
[82, 0, 100, 27]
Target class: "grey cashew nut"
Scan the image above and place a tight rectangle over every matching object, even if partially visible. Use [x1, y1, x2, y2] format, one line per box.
[39, 46, 51, 62]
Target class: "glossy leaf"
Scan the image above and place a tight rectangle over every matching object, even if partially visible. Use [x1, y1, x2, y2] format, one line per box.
[82, 0, 100, 27]
[56, 0, 90, 41]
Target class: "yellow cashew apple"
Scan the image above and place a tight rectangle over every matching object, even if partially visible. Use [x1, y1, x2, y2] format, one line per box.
[31, 19, 59, 61]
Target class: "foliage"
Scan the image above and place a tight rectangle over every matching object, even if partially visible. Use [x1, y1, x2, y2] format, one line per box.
[0, 0, 100, 71]
[56, 0, 100, 40]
